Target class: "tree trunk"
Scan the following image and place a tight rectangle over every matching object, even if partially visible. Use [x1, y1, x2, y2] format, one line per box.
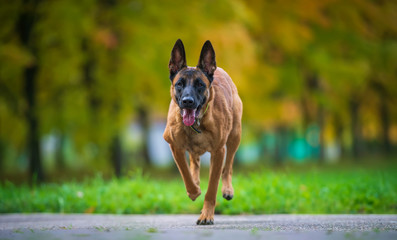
[25, 66, 43, 183]
[300, 96, 310, 130]
[111, 135, 122, 178]
[82, 39, 100, 114]
[334, 115, 345, 159]
[55, 133, 65, 169]
[137, 106, 151, 166]
[274, 126, 286, 166]
[18, 0, 43, 183]
[350, 98, 361, 159]
[317, 104, 325, 163]
[0, 141, 4, 177]
[380, 98, 391, 155]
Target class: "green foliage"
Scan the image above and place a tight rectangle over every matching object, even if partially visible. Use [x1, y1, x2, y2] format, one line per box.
[1, 167, 396, 214]
[0, 0, 258, 169]
[0, 0, 397, 177]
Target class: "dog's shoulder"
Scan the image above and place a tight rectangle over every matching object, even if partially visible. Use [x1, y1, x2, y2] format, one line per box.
[211, 67, 239, 110]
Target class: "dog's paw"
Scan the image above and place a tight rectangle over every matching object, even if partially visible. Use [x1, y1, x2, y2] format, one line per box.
[222, 192, 233, 201]
[196, 212, 214, 225]
[187, 187, 201, 201]
[222, 186, 234, 201]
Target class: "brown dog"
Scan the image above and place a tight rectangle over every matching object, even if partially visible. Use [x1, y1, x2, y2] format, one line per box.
[163, 39, 242, 225]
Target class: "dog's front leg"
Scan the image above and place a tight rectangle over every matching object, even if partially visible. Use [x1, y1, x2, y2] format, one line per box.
[169, 144, 201, 201]
[189, 153, 200, 186]
[197, 146, 225, 225]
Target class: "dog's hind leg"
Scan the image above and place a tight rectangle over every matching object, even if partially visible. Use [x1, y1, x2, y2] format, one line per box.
[189, 153, 200, 187]
[222, 124, 241, 201]
[169, 145, 201, 201]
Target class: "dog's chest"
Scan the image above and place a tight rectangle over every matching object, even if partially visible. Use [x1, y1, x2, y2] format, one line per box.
[183, 131, 213, 155]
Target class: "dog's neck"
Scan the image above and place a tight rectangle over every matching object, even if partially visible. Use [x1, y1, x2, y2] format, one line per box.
[189, 86, 214, 134]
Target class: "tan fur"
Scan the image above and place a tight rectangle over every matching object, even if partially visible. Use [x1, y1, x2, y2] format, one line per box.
[164, 67, 242, 224]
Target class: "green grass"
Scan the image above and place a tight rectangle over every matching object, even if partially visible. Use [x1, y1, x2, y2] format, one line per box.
[1, 167, 396, 214]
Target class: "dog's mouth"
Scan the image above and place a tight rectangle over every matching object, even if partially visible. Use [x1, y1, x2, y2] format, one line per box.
[181, 108, 198, 126]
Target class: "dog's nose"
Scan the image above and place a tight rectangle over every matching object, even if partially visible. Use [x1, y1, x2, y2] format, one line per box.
[182, 96, 195, 107]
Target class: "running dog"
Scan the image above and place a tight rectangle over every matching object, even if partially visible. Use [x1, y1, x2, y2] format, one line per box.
[163, 39, 242, 225]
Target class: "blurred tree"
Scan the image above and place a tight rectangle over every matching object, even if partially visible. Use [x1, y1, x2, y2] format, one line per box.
[1, 0, 396, 181]
[244, 0, 397, 160]
[318, 0, 397, 158]
[17, 0, 44, 183]
[365, 0, 397, 155]
[0, 0, 27, 176]
[34, 0, 96, 174]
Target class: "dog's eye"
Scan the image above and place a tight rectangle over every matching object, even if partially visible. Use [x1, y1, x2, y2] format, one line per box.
[175, 81, 183, 89]
[195, 79, 205, 88]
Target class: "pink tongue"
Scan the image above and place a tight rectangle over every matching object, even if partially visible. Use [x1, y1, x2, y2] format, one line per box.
[182, 109, 196, 126]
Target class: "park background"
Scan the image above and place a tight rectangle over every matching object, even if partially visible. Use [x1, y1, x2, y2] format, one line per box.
[0, 0, 396, 214]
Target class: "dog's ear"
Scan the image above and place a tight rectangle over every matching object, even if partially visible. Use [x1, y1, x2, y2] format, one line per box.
[197, 40, 216, 83]
[169, 39, 187, 81]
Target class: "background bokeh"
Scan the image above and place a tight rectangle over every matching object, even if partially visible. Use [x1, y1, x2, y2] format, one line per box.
[1, 0, 396, 183]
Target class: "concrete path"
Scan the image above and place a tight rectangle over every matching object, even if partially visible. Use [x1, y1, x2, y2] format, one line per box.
[0, 214, 396, 239]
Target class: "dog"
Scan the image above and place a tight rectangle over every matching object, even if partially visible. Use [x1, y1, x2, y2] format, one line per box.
[163, 39, 242, 225]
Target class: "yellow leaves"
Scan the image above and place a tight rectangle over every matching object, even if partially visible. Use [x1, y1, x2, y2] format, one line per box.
[201, 23, 256, 80]
[0, 0, 395, 147]
[382, 1, 397, 35]
[0, 43, 35, 67]
[329, 58, 370, 92]
[93, 28, 118, 49]
[272, 19, 313, 54]
[295, 0, 333, 27]
[390, 126, 397, 144]
[280, 101, 301, 126]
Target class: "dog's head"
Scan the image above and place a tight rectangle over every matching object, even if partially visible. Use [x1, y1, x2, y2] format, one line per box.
[168, 39, 216, 126]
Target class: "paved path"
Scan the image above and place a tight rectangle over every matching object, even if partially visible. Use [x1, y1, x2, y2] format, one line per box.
[0, 214, 396, 239]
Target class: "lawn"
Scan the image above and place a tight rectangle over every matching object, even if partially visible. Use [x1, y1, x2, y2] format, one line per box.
[1, 166, 396, 214]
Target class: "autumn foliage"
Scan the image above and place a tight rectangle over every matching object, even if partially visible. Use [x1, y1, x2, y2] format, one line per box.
[0, 0, 396, 182]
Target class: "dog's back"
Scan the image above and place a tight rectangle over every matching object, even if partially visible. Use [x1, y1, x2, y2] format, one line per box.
[212, 67, 242, 118]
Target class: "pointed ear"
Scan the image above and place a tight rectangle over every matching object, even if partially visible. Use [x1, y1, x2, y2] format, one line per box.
[169, 39, 187, 80]
[197, 40, 216, 82]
